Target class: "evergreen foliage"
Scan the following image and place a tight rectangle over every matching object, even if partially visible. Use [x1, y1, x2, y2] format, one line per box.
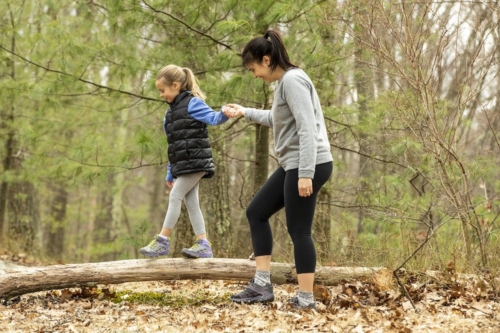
[0, 0, 499, 273]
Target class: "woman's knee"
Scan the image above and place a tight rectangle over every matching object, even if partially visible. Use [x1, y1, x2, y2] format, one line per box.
[245, 205, 257, 222]
[289, 232, 313, 245]
[288, 224, 312, 237]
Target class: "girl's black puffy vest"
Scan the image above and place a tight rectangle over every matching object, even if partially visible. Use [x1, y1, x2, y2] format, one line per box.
[164, 90, 215, 179]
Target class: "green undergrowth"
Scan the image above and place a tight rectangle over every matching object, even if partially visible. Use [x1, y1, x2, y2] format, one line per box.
[109, 290, 232, 308]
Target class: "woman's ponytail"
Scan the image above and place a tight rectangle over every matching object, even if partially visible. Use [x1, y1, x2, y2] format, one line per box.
[242, 29, 297, 71]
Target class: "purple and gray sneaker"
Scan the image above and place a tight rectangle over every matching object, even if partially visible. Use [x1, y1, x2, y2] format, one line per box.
[181, 239, 213, 258]
[230, 279, 275, 304]
[139, 235, 170, 257]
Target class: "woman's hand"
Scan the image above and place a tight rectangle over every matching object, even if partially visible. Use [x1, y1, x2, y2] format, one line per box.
[166, 180, 174, 188]
[223, 104, 245, 118]
[298, 178, 313, 197]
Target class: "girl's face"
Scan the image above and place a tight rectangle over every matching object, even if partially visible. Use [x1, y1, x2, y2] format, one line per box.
[155, 79, 181, 103]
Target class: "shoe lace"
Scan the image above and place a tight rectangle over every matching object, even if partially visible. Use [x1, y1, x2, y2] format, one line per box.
[190, 242, 202, 250]
[237, 286, 260, 298]
[190, 240, 209, 251]
[146, 237, 159, 248]
[234, 280, 264, 298]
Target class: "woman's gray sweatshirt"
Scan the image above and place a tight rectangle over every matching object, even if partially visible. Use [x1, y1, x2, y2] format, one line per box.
[244, 68, 333, 179]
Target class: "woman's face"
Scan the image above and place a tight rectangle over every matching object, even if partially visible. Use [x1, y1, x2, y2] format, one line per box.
[246, 57, 274, 83]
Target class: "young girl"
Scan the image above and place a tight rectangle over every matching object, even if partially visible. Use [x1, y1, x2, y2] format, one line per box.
[140, 65, 229, 259]
[224, 30, 333, 309]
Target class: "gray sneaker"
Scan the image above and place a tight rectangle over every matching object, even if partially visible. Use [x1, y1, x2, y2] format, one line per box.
[289, 297, 317, 310]
[139, 235, 170, 257]
[230, 279, 275, 304]
[181, 239, 213, 258]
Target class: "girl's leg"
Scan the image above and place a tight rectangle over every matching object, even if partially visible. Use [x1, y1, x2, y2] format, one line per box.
[161, 172, 205, 234]
[183, 180, 205, 237]
[139, 172, 205, 257]
[181, 179, 214, 258]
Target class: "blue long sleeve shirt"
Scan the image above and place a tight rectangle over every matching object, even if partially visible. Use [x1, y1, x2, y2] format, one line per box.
[165, 96, 228, 181]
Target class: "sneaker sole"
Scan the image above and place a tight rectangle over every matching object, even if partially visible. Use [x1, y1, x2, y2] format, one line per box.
[140, 251, 169, 257]
[289, 298, 316, 310]
[181, 250, 213, 259]
[294, 304, 317, 310]
[230, 295, 275, 304]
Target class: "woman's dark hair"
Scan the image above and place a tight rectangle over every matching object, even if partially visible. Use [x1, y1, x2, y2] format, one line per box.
[241, 30, 297, 72]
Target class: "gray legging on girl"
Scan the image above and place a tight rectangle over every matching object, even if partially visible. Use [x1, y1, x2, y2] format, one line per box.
[162, 171, 206, 235]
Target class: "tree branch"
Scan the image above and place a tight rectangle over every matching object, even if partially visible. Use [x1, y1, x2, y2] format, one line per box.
[141, 0, 233, 51]
[0, 45, 161, 102]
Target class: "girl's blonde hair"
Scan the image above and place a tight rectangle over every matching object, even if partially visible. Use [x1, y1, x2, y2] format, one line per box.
[156, 65, 206, 100]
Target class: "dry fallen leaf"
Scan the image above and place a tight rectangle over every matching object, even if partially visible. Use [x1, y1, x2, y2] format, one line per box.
[2, 275, 500, 332]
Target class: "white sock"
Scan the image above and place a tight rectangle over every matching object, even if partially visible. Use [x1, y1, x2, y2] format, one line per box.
[297, 291, 314, 307]
[253, 270, 271, 286]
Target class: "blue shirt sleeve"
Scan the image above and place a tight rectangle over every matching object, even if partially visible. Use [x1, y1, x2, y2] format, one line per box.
[165, 163, 174, 181]
[188, 97, 229, 125]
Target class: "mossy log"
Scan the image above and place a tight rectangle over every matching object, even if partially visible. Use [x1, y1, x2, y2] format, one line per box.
[0, 258, 384, 300]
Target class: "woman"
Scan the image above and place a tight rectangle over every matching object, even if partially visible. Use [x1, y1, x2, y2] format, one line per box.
[224, 30, 333, 310]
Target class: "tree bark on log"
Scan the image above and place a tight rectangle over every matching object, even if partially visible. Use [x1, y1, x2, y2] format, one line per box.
[0, 258, 384, 300]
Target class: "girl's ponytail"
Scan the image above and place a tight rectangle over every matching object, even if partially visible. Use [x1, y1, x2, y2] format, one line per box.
[156, 65, 206, 101]
[182, 67, 206, 101]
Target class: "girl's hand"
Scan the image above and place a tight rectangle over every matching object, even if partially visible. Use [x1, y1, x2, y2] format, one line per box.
[166, 180, 174, 188]
[298, 178, 313, 197]
[223, 104, 245, 118]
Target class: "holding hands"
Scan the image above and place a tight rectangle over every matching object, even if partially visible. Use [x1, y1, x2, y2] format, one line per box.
[223, 104, 245, 118]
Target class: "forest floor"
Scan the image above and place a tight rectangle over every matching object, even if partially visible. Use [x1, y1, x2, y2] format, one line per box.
[1, 254, 500, 333]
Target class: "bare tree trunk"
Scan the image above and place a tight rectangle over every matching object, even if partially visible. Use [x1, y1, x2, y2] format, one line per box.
[7, 176, 41, 252]
[46, 184, 68, 261]
[0, 125, 14, 239]
[230, 131, 255, 258]
[253, 123, 269, 195]
[0, 259, 384, 300]
[204, 131, 233, 256]
[108, 102, 130, 260]
[0, 6, 17, 240]
[148, 167, 166, 228]
[353, 18, 374, 235]
[170, 208, 192, 257]
[92, 184, 113, 262]
[315, 189, 332, 261]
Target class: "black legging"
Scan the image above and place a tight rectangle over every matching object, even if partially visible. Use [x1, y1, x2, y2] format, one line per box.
[246, 161, 333, 274]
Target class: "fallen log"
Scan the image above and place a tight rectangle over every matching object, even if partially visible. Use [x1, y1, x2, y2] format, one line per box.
[0, 258, 384, 300]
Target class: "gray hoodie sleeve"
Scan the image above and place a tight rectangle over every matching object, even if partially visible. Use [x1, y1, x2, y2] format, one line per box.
[243, 108, 273, 128]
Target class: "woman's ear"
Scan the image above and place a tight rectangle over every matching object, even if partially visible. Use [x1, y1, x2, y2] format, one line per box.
[262, 55, 271, 66]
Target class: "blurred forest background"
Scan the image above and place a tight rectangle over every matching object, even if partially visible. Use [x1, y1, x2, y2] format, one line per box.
[0, 0, 499, 274]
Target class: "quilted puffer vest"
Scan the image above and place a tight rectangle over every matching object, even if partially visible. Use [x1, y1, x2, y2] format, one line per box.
[164, 91, 214, 179]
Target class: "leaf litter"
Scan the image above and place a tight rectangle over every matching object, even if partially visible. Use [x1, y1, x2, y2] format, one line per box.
[1, 268, 500, 332]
